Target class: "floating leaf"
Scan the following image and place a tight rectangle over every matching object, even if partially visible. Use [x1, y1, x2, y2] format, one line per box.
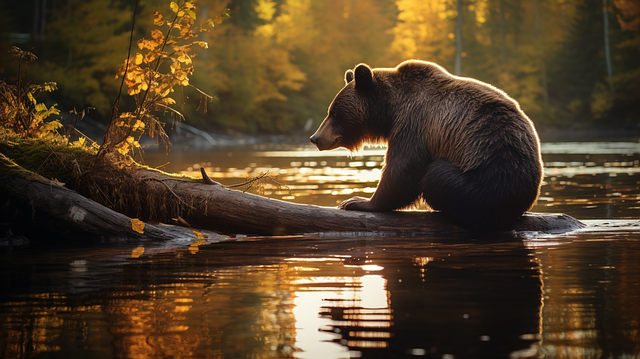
[130, 218, 145, 233]
[193, 230, 204, 239]
[131, 246, 145, 258]
[188, 239, 205, 254]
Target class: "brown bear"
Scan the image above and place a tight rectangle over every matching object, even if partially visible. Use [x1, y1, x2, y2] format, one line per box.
[310, 60, 543, 231]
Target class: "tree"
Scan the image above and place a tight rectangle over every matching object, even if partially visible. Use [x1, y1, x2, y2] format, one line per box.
[34, 0, 134, 118]
[390, 0, 457, 71]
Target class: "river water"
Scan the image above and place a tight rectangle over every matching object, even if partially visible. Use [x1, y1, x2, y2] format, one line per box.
[1, 141, 640, 358]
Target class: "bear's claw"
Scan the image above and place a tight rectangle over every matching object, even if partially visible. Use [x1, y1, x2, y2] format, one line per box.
[338, 196, 369, 210]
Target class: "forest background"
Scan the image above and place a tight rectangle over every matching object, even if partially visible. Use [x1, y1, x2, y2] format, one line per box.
[1, 0, 639, 136]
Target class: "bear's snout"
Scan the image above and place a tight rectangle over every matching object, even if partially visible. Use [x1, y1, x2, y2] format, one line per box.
[310, 118, 341, 151]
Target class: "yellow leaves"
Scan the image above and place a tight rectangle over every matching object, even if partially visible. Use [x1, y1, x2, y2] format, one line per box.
[130, 218, 145, 233]
[162, 97, 176, 105]
[171, 1, 196, 19]
[132, 119, 145, 131]
[170, 1, 179, 13]
[131, 246, 145, 258]
[43, 82, 58, 92]
[169, 62, 179, 75]
[153, 10, 164, 26]
[137, 38, 157, 51]
[71, 137, 86, 148]
[102, 0, 219, 158]
[40, 120, 62, 133]
[126, 136, 140, 148]
[151, 29, 165, 42]
[193, 41, 208, 49]
[27, 92, 37, 106]
[144, 51, 159, 64]
[177, 52, 192, 64]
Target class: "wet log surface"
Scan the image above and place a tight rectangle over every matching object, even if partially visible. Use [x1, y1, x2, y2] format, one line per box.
[1, 169, 586, 241]
[0, 174, 218, 241]
[136, 169, 585, 236]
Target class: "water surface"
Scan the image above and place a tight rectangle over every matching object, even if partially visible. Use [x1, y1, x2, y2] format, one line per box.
[1, 141, 639, 358]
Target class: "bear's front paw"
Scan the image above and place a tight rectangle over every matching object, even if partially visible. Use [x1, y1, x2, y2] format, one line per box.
[338, 196, 369, 211]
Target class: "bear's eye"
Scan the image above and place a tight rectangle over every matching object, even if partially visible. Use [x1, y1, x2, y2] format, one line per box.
[330, 111, 337, 118]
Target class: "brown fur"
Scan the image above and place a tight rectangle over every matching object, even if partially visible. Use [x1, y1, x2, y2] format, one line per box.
[310, 60, 543, 231]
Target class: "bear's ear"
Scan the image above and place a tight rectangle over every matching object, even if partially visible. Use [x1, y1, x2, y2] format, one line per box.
[354, 64, 374, 91]
[345, 69, 354, 84]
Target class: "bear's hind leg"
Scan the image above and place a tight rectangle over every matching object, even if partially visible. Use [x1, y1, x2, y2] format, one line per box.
[421, 159, 518, 231]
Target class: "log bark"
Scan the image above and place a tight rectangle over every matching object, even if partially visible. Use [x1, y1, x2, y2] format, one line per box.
[1, 168, 585, 241]
[134, 169, 585, 236]
[0, 174, 221, 241]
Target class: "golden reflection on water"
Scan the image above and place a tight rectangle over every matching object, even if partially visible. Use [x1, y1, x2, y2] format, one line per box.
[3, 142, 640, 358]
[1, 253, 397, 359]
[167, 143, 640, 217]
[3, 236, 638, 358]
[527, 237, 640, 359]
[289, 257, 392, 358]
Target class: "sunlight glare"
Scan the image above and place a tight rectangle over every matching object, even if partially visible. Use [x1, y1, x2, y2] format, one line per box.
[291, 259, 391, 358]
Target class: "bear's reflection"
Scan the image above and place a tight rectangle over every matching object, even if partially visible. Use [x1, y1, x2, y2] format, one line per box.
[317, 238, 542, 359]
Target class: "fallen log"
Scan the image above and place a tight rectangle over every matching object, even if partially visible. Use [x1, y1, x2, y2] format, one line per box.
[133, 168, 585, 236]
[0, 173, 223, 242]
[1, 164, 585, 240]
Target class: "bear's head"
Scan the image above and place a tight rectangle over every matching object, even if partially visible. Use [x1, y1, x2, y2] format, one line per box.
[310, 63, 379, 151]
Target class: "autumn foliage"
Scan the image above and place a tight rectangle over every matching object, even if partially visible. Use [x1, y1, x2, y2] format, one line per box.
[4, 0, 640, 133]
[99, 1, 228, 158]
[0, 47, 60, 137]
